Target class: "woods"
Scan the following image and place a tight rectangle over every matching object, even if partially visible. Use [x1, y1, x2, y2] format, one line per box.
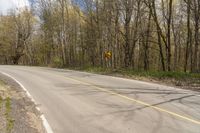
[0, 0, 199, 73]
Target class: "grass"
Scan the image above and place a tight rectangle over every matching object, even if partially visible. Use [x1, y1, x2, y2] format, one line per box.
[0, 81, 14, 133]
[0, 82, 3, 111]
[80, 67, 199, 79]
[5, 97, 14, 133]
[0, 96, 2, 110]
[119, 69, 199, 80]
[0, 80, 5, 86]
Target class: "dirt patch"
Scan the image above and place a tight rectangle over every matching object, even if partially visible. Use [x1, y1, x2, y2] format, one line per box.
[0, 74, 46, 133]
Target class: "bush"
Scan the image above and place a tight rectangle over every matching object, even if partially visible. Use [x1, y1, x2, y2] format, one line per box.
[51, 56, 63, 68]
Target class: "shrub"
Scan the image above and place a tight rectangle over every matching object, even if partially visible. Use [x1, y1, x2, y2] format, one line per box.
[51, 56, 63, 68]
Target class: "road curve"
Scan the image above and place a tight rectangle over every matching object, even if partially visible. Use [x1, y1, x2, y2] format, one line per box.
[0, 65, 200, 133]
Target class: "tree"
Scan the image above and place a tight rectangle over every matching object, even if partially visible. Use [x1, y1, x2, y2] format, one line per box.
[0, 0, 199, 73]
[0, 9, 35, 64]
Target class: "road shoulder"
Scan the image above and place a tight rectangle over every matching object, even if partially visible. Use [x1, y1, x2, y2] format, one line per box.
[0, 73, 45, 133]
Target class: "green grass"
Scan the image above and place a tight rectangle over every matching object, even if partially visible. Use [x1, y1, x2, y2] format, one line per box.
[118, 69, 200, 80]
[0, 96, 2, 110]
[0, 80, 5, 86]
[83, 67, 112, 73]
[0, 82, 4, 111]
[5, 97, 14, 133]
[0, 81, 14, 133]
[80, 67, 199, 80]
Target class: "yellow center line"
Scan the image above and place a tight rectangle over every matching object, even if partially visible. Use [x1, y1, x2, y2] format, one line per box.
[65, 76, 200, 125]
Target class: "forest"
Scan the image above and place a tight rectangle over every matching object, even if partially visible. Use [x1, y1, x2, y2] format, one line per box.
[0, 0, 199, 73]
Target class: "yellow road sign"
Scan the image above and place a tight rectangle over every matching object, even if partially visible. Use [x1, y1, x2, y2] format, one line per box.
[104, 51, 112, 59]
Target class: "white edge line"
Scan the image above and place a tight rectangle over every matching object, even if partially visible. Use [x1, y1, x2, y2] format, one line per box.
[0, 71, 54, 133]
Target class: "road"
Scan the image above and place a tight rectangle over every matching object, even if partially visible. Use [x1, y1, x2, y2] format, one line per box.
[0, 65, 200, 133]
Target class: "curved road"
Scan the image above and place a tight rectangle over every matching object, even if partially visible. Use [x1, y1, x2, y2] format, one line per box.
[0, 65, 200, 133]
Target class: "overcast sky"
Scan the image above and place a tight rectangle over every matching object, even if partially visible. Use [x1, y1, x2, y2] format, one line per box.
[0, 0, 30, 14]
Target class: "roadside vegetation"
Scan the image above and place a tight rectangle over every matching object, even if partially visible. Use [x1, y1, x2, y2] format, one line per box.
[0, 81, 14, 133]
[5, 97, 14, 133]
[0, 79, 45, 133]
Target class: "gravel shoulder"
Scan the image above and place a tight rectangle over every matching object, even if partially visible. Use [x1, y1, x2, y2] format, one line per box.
[0, 73, 45, 133]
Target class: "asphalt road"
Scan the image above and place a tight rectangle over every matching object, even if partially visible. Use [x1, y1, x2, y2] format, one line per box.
[0, 65, 200, 133]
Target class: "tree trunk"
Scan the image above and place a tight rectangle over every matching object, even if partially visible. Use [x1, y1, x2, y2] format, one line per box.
[184, 0, 192, 72]
[144, 11, 152, 71]
[166, 0, 173, 71]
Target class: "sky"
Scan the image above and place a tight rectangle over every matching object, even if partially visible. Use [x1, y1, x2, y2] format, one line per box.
[0, 0, 30, 14]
